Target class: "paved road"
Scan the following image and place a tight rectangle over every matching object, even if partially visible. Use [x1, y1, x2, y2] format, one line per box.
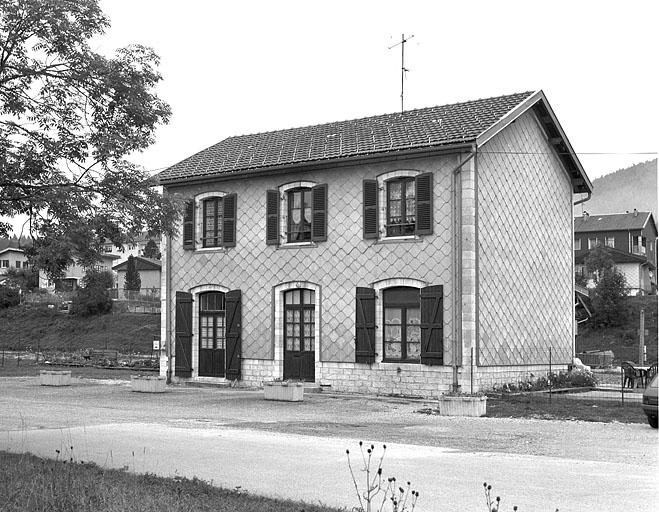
[1, 376, 657, 511]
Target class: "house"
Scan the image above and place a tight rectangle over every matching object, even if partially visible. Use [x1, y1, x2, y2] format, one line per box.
[38, 253, 120, 291]
[156, 90, 591, 395]
[112, 256, 162, 294]
[0, 237, 32, 285]
[574, 211, 657, 294]
[101, 233, 160, 263]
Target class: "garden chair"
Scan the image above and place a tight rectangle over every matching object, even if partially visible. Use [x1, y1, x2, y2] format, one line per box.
[622, 361, 637, 388]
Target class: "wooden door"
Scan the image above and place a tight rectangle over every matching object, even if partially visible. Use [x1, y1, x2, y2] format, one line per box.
[283, 289, 315, 382]
[198, 292, 225, 377]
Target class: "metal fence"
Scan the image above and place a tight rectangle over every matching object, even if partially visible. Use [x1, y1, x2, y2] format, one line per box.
[109, 288, 160, 314]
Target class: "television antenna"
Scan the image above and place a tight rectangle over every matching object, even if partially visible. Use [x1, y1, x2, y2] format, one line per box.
[388, 33, 414, 112]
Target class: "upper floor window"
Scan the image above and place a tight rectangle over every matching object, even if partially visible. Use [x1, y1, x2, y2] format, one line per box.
[604, 237, 615, 248]
[363, 171, 433, 240]
[588, 237, 599, 250]
[287, 188, 312, 243]
[202, 197, 223, 248]
[386, 178, 416, 237]
[632, 236, 646, 255]
[574, 238, 582, 251]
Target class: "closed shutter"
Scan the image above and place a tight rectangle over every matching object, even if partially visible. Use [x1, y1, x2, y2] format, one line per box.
[182, 200, 195, 250]
[363, 179, 379, 239]
[311, 183, 328, 242]
[225, 289, 242, 380]
[355, 287, 376, 363]
[174, 291, 193, 377]
[222, 193, 237, 247]
[266, 189, 279, 245]
[415, 172, 433, 235]
[420, 285, 443, 365]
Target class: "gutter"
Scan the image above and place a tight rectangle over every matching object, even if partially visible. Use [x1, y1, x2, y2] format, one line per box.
[165, 234, 173, 384]
[452, 145, 477, 392]
[573, 191, 591, 206]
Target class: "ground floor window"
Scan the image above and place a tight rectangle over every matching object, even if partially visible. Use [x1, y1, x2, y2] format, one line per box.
[383, 287, 421, 362]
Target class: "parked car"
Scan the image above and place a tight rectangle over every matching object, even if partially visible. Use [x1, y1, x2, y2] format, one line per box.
[642, 374, 658, 428]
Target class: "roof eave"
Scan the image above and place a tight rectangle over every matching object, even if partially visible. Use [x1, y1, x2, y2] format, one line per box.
[158, 141, 475, 187]
[476, 90, 592, 195]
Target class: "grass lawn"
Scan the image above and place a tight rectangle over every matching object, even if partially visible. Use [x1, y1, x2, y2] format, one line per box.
[0, 451, 343, 512]
[0, 360, 157, 379]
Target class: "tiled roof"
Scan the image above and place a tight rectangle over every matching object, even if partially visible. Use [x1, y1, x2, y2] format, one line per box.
[574, 212, 653, 233]
[113, 256, 161, 271]
[575, 247, 653, 268]
[158, 91, 535, 184]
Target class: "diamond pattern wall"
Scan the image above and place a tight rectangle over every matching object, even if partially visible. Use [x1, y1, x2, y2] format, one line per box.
[477, 111, 573, 365]
[167, 155, 455, 363]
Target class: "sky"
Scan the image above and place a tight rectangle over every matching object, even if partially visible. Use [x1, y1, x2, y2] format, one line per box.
[4, 0, 659, 236]
[95, 0, 658, 181]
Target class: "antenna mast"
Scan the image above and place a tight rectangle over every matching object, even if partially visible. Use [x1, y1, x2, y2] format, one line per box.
[388, 33, 414, 112]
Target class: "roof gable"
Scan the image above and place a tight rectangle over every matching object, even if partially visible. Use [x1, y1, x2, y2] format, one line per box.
[574, 212, 654, 233]
[112, 256, 161, 271]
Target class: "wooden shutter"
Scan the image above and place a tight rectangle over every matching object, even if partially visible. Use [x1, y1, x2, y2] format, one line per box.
[222, 193, 237, 247]
[266, 189, 279, 245]
[174, 291, 193, 377]
[420, 285, 443, 365]
[415, 172, 433, 235]
[311, 183, 328, 242]
[363, 179, 379, 239]
[182, 200, 195, 250]
[225, 289, 242, 380]
[355, 287, 376, 363]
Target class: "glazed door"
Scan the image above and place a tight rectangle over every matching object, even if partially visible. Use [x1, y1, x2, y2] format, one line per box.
[198, 292, 225, 377]
[283, 289, 315, 382]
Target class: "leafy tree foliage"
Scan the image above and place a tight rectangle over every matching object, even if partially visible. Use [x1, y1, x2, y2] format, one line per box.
[0, 0, 180, 279]
[3, 267, 38, 291]
[124, 255, 141, 291]
[142, 239, 161, 259]
[584, 246, 615, 283]
[585, 246, 629, 327]
[0, 284, 20, 308]
[71, 268, 113, 316]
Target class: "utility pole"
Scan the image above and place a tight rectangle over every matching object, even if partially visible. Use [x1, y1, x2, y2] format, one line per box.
[388, 33, 414, 112]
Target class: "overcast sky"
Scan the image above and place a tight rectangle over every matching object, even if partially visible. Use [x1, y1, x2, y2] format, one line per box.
[96, 0, 658, 181]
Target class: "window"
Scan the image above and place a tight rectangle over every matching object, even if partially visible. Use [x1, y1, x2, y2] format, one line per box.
[287, 188, 312, 243]
[202, 197, 223, 248]
[15, 261, 21, 269]
[1, 260, 8, 268]
[605, 237, 615, 248]
[588, 237, 599, 249]
[386, 178, 416, 237]
[632, 236, 646, 255]
[363, 171, 433, 239]
[574, 238, 581, 251]
[382, 287, 421, 362]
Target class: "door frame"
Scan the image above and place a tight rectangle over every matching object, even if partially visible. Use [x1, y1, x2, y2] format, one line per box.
[272, 281, 321, 382]
[190, 284, 230, 380]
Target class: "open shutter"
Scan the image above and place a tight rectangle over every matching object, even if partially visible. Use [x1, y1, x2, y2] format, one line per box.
[222, 193, 237, 247]
[420, 285, 443, 365]
[415, 172, 433, 235]
[355, 287, 376, 363]
[363, 179, 379, 239]
[311, 183, 328, 242]
[174, 291, 193, 377]
[183, 200, 195, 250]
[225, 289, 242, 380]
[266, 190, 279, 245]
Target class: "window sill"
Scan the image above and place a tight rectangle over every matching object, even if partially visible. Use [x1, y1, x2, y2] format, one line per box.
[277, 242, 318, 250]
[194, 246, 229, 254]
[374, 235, 422, 245]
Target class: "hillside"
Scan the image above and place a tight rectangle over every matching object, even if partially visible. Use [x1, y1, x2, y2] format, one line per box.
[580, 159, 657, 219]
[0, 306, 159, 354]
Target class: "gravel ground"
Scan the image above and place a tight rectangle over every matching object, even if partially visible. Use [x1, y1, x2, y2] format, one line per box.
[1, 375, 656, 469]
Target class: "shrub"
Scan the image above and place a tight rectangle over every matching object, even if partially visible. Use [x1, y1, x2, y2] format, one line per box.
[0, 285, 20, 309]
[71, 269, 113, 317]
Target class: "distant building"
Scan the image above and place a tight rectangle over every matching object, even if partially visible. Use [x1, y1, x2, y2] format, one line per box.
[101, 233, 160, 264]
[574, 210, 657, 294]
[38, 254, 120, 291]
[112, 256, 161, 293]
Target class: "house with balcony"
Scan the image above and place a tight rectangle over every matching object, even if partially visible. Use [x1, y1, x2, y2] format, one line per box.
[156, 90, 591, 396]
[574, 210, 657, 294]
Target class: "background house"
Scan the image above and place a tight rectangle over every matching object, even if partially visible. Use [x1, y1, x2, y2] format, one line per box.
[574, 211, 657, 294]
[38, 254, 120, 291]
[0, 237, 32, 285]
[157, 90, 591, 395]
[112, 256, 162, 294]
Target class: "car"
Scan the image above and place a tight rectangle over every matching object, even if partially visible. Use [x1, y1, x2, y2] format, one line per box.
[642, 373, 658, 428]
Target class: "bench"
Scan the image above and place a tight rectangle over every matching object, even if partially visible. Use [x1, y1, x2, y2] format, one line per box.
[84, 349, 119, 362]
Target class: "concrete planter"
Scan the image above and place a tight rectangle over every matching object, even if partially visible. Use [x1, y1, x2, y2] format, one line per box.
[39, 370, 72, 387]
[264, 381, 304, 402]
[437, 395, 487, 417]
[131, 375, 167, 393]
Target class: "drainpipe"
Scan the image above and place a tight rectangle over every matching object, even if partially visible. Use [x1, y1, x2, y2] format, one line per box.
[573, 192, 591, 206]
[452, 145, 477, 392]
[165, 234, 173, 384]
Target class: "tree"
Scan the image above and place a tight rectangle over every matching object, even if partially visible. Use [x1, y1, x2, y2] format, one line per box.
[584, 246, 615, 284]
[124, 255, 141, 291]
[585, 246, 628, 326]
[4, 266, 39, 291]
[142, 239, 161, 260]
[70, 268, 112, 316]
[0, 0, 181, 279]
